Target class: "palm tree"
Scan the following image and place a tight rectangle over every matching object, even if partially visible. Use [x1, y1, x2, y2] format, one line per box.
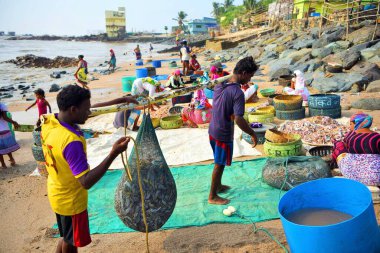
[212, 2, 221, 18]
[173, 11, 188, 31]
[164, 26, 168, 36]
[224, 0, 234, 9]
[243, 0, 256, 11]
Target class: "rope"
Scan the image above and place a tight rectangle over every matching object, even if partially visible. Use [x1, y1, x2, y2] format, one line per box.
[121, 110, 150, 253]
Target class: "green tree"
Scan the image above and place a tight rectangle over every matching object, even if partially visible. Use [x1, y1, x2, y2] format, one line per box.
[175, 11, 188, 30]
[224, 0, 234, 9]
[212, 2, 221, 18]
[164, 26, 168, 36]
[243, 0, 256, 11]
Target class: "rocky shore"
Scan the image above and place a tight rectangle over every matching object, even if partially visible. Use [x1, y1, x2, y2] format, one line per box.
[3, 54, 78, 69]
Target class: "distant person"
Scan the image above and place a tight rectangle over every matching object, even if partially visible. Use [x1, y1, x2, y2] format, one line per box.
[180, 40, 191, 76]
[189, 54, 201, 72]
[208, 56, 258, 205]
[108, 49, 116, 73]
[25, 88, 52, 127]
[74, 55, 89, 89]
[41, 85, 131, 252]
[283, 70, 310, 104]
[166, 69, 184, 89]
[0, 103, 20, 168]
[134, 45, 142, 60]
[149, 43, 153, 53]
[175, 35, 180, 46]
[131, 77, 164, 111]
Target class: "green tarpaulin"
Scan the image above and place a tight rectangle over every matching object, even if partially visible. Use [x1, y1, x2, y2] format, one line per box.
[71, 158, 281, 234]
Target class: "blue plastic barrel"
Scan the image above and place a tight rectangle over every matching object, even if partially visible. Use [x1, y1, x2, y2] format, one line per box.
[135, 59, 144, 66]
[204, 88, 214, 99]
[121, 76, 136, 92]
[152, 60, 162, 68]
[136, 68, 148, 78]
[279, 178, 380, 253]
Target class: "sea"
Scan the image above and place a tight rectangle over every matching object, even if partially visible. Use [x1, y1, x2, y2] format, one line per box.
[0, 37, 169, 92]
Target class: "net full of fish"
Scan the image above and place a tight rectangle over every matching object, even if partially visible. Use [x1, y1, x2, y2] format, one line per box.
[278, 116, 350, 145]
[114, 113, 177, 232]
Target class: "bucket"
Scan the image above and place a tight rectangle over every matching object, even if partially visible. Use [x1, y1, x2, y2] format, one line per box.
[136, 68, 148, 78]
[204, 88, 214, 99]
[152, 60, 162, 68]
[279, 178, 380, 253]
[135, 59, 144, 66]
[121, 76, 136, 92]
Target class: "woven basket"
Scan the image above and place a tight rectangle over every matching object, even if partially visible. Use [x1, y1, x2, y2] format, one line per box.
[248, 112, 275, 123]
[276, 107, 305, 120]
[309, 106, 341, 119]
[264, 135, 303, 157]
[32, 144, 45, 162]
[151, 118, 160, 128]
[168, 106, 184, 116]
[265, 129, 296, 143]
[260, 88, 276, 97]
[36, 161, 48, 178]
[160, 116, 183, 129]
[273, 95, 303, 111]
[278, 75, 292, 87]
[308, 146, 336, 169]
[256, 106, 275, 115]
[242, 123, 276, 145]
[268, 94, 280, 105]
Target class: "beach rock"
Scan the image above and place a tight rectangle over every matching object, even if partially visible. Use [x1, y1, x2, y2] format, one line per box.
[286, 48, 312, 63]
[268, 58, 294, 75]
[369, 56, 380, 64]
[0, 94, 13, 99]
[50, 71, 61, 79]
[279, 49, 297, 59]
[264, 44, 278, 52]
[351, 62, 380, 82]
[293, 37, 314, 50]
[246, 47, 262, 59]
[366, 80, 380, 92]
[311, 47, 333, 59]
[340, 50, 361, 70]
[4, 54, 78, 69]
[49, 84, 61, 92]
[312, 72, 367, 92]
[0, 85, 16, 92]
[325, 41, 351, 53]
[17, 84, 30, 90]
[307, 59, 324, 72]
[350, 42, 372, 52]
[352, 98, 380, 110]
[275, 45, 287, 53]
[310, 28, 320, 39]
[257, 51, 277, 64]
[347, 26, 380, 45]
[26, 97, 34, 101]
[350, 83, 363, 93]
[360, 48, 380, 61]
[270, 68, 292, 80]
[313, 27, 345, 49]
[60, 70, 67, 74]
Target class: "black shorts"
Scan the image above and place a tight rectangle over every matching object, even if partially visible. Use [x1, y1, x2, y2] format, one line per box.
[56, 209, 91, 247]
[183, 60, 190, 64]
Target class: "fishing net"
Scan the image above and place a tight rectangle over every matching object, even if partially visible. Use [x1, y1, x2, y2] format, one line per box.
[115, 113, 177, 232]
[262, 156, 331, 190]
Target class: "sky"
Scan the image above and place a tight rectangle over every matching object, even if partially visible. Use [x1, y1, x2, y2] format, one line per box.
[0, 0, 244, 36]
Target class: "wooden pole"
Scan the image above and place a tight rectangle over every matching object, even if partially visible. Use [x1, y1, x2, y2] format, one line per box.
[372, 1, 380, 41]
[319, 0, 325, 38]
[346, 0, 349, 39]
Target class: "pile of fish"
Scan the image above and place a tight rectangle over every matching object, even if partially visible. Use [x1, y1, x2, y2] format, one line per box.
[278, 116, 350, 145]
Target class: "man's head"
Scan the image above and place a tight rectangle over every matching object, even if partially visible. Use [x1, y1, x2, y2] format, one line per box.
[78, 55, 84, 60]
[182, 40, 187, 46]
[233, 56, 259, 84]
[57, 85, 91, 124]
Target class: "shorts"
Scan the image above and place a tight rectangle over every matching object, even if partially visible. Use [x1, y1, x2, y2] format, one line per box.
[56, 209, 91, 247]
[183, 60, 190, 64]
[209, 135, 233, 166]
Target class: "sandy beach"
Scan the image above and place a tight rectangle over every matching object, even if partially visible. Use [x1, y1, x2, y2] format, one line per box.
[1, 49, 380, 253]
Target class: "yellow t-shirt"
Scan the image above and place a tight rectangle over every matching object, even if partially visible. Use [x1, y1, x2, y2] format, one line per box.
[41, 115, 89, 216]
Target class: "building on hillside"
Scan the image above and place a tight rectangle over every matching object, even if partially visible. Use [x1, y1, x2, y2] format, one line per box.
[187, 17, 218, 34]
[7, 31, 15, 36]
[105, 7, 126, 39]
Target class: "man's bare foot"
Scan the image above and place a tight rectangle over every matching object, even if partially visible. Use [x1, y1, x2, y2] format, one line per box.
[208, 195, 230, 205]
[217, 185, 231, 193]
[1, 165, 7, 169]
[9, 159, 16, 166]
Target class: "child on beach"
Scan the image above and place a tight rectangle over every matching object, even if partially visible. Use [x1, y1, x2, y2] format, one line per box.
[41, 85, 131, 252]
[25, 88, 52, 127]
[0, 103, 20, 168]
[208, 56, 258, 205]
[189, 54, 201, 72]
[74, 55, 89, 89]
[180, 40, 191, 76]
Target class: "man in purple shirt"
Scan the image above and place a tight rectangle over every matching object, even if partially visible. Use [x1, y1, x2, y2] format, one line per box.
[208, 56, 258, 205]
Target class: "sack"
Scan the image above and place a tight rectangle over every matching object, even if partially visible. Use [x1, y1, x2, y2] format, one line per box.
[115, 113, 177, 232]
[262, 156, 331, 190]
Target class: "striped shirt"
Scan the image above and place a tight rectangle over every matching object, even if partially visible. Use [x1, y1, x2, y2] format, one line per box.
[344, 131, 380, 154]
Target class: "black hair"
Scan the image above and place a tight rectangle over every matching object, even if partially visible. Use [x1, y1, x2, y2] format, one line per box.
[233, 56, 259, 75]
[57, 85, 91, 111]
[34, 88, 45, 97]
[191, 54, 196, 58]
[78, 55, 84, 59]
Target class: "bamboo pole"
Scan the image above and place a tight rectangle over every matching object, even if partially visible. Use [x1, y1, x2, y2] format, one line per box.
[89, 74, 233, 117]
[372, 1, 380, 41]
[319, 0, 325, 38]
[346, 0, 349, 39]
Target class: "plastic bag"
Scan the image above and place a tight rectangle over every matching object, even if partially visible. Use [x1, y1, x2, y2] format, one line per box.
[262, 156, 331, 190]
[115, 113, 177, 232]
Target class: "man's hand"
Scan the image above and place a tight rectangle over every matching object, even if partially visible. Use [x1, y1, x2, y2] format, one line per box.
[250, 134, 258, 148]
[110, 137, 131, 158]
[13, 121, 20, 129]
[124, 96, 139, 105]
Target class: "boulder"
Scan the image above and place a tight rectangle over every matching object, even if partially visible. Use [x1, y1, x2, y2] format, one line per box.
[257, 51, 278, 64]
[351, 62, 380, 82]
[279, 49, 297, 59]
[347, 26, 380, 45]
[307, 59, 324, 72]
[369, 56, 380, 64]
[312, 72, 367, 92]
[360, 48, 380, 61]
[267, 58, 294, 77]
[340, 50, 361, 70]
[264, 44, 278, 52]
[270, 67, 292, 80]
[275, 45, 287, 53]
[312, 27, 345, 49]
[286, 48, 312, 63]
[17, 85, 30, 90]
[311, 47, 333, 59]
[49, 84, 61, 92]
[366, 80, 380, 92]
[293, 37, 314, 50]
[246, 47, 263, 59]
[4, 54, 77, 69]
[325, 41, 351, 53]
[60, 70, 67, 74]
[352, 98, 380, 110]
[310, 28, 320, 39]
[50, 71, 61, 79]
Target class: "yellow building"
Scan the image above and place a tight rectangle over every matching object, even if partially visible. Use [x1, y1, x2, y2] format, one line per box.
[105, 7, 126, 38]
